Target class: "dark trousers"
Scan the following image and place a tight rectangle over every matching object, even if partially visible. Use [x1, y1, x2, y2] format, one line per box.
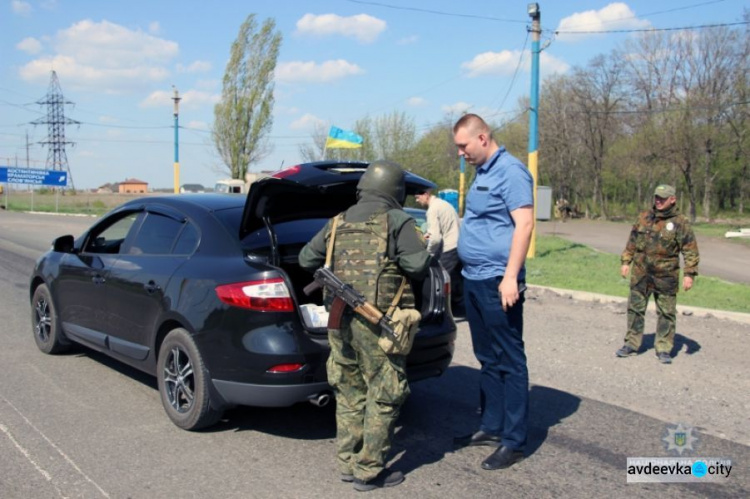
[464, 276, 528, 450]
[439, 248, 464, 312]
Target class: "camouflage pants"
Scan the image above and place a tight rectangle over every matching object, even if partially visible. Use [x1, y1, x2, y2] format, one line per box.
[624, 281, 677, 354]
[327, 314, 409, 482]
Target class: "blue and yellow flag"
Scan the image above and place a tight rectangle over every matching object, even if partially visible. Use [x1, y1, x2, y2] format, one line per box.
[325, 126, 363, 149]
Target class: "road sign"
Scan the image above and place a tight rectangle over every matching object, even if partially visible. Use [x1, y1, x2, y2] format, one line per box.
[0, 166, 68, 186]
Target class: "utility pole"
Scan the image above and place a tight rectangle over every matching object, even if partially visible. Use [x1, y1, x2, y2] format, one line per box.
[527, 3, 541, 258]
[172, 86, 181, 194]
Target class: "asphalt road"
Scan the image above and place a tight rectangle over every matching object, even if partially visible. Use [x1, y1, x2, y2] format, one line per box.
[1, 211, 748, 498]
[537, 219, 750, 285]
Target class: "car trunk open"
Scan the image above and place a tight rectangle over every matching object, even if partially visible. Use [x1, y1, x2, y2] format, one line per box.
[240, 176, 449, 334]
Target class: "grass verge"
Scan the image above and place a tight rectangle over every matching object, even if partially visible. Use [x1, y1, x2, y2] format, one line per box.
[526, 236, 750, 314]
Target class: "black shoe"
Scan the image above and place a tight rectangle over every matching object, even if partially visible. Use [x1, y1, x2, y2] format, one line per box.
[453, 430, 502, 449]
[353, 469, 404, 492]
[657, 352, 672, 364]
[341, 473, 354, 483]
[615, 345, 637, 357]
[481, 445, 525, 470]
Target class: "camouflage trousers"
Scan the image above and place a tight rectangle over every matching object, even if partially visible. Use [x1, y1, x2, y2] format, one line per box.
[327, 314, 409, 482]
[624, 281, 677, 354]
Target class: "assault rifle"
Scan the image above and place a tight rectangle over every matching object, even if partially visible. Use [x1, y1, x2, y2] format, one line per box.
[303, 266, 396, 335]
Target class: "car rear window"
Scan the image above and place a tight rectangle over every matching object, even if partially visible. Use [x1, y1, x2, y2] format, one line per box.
[241, 218, 327, 250]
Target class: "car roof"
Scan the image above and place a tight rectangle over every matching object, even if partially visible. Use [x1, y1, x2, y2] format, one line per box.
[118, 193, 244, 212]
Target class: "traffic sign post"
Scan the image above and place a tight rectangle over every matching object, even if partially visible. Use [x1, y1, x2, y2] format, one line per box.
[0, 166, 68, 187]
[0, 166, 69, 212]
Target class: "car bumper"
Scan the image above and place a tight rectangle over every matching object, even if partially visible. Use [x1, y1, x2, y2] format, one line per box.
[211, 378, 332, 408]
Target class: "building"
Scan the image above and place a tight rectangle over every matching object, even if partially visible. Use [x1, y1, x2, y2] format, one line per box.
[118, 178, 148, 194]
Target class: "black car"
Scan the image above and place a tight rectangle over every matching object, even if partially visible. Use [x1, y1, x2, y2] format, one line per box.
[30, 161, 456, 430]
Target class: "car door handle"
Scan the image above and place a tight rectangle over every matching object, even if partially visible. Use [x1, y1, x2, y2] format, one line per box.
[144, 281, 161, 294]
[92, 275, 106, 285]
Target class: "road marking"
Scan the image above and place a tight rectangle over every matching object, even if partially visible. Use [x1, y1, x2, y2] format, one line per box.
[1, 395, 110, 498]
[0, 423, 65, 497]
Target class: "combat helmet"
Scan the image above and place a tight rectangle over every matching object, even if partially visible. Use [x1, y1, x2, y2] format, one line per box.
[357, 160, 406, 204]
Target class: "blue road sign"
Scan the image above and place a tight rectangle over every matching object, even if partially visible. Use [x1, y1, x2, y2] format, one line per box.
[0, 166, 68, 186]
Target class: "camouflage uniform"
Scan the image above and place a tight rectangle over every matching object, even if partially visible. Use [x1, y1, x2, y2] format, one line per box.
[299, 190, 430, 482]
[620, 203, 700, 354]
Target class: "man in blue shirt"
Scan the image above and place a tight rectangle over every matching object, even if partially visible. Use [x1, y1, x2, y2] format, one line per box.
[451, 114, 534, 470]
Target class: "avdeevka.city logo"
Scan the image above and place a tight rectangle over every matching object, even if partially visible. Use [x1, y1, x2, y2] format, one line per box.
[663, 423, 699, 456]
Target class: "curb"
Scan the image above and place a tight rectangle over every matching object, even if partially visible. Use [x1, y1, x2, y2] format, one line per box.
[529, 285, 750, 326]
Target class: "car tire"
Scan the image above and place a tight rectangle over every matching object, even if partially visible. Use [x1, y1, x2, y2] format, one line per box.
[157, 328, 222, 430]
[31, 283, 70, 354]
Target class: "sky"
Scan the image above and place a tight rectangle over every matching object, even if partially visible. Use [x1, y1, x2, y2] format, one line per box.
[1, 0, 748, 190]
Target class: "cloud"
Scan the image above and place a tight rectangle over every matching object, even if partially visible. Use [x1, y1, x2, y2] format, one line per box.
[177, 60, 212, 73]
[461, 50, 569, 77]
[139, 89, 219, 109]
[17, 37, 43, 54]
[398, 35, 418, 45]
[407, 97, 427, 107]
[275, 59, 364, 83]
[289, 113, 325, 130]
[20, 55, 170, 92]
[295, 13, 386, 43]
[18, 19, 179, 93]
[442, 102, 472, 115]
[556, 2, 652, 41]
[148, 21, 160, 34]
[11, 0, 31, 15]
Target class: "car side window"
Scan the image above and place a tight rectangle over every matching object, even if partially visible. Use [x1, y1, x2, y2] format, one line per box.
[172, 223, 199, 255]
[128, 212, 186, 255]
[85, 212, 140, 254]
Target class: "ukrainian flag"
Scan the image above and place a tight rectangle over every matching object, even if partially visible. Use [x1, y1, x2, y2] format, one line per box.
[325, 126, 363, 149]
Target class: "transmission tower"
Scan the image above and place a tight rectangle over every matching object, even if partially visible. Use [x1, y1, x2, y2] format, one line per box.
[32, 70, 80, 190]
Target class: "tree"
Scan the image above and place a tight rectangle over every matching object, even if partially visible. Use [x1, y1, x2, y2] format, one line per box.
[212, 15, 282, 180]
[569, 53, 626, 219]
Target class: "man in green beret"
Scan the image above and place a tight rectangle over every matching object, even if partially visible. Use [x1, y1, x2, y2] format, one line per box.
[616, 184, 700, 364]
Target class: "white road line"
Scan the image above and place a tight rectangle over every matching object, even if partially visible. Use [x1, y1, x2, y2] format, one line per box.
[1, 395, 110, 498]
[0, 423, 65, 498]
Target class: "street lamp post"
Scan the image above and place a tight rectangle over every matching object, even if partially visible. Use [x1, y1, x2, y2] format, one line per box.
[527, 3, 541, 258]
[172, 87, 181, 194]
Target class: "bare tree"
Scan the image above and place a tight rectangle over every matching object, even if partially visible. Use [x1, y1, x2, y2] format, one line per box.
[298, 123, 328, 162]
[212, 15, 282, 180]
[569, 53, 626, 219]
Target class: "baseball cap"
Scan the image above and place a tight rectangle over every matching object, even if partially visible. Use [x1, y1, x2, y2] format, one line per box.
[654, 184, 676, 197]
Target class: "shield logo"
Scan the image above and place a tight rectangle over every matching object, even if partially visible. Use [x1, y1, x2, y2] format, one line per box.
[674, 432, 686, 447]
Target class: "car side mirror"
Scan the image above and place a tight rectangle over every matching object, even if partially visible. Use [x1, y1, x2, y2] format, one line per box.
[52, 235, 76, 253]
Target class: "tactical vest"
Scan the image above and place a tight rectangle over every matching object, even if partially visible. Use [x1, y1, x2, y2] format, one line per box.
[325, 212, 415, 311]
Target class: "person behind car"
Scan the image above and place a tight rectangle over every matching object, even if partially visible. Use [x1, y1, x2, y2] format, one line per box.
[298, 160, 431, 491]
[414, 188, 464, 315]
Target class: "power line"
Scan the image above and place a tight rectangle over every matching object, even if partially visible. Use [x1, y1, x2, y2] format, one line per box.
[554, 20, 749, 35]
[344, 0, 527, 23]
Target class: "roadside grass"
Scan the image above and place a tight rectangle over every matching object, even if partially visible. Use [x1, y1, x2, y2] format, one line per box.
[526, 236, 750, 314]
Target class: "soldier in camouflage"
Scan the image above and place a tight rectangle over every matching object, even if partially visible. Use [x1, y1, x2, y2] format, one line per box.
[616, 184, 700, 364]
[299, 160, 431, 491]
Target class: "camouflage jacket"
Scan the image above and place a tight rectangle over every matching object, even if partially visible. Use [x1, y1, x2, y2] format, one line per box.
[299, 191, 431, 310]
[621, 205, 700, 291]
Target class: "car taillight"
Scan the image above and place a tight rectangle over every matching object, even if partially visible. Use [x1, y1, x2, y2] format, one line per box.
[267, 363, 305, 373]
[271, 165, 301, 178]
[215, 278, 294, 312]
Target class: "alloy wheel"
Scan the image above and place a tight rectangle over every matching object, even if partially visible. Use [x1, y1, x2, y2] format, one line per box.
[163, 346, 195, 413]
[34, 297, 51, 344]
